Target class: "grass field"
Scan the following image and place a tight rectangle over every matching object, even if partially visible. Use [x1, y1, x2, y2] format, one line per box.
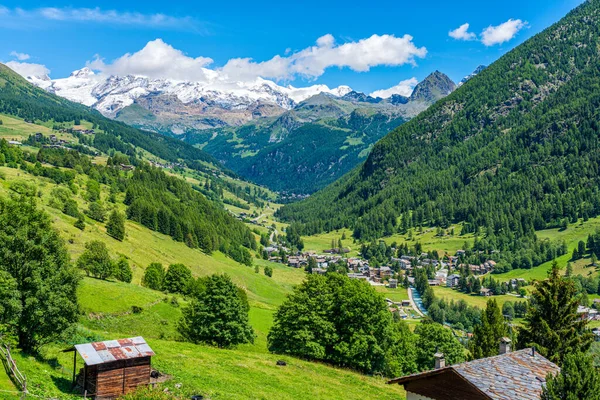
[494, 217, 600, 282]
[302, 224, 472, 257]
[433, 286, 520, 309]
[302, 228, 357, 254]
[375, 286, 409, 302]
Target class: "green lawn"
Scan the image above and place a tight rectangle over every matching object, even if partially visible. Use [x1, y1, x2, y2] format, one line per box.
[433, 286, 519, 309]
[494, 218, 600, 282]
[375, 286, 409, 302]
[381, 225, 473, 256]
[302, 229, 356, 254]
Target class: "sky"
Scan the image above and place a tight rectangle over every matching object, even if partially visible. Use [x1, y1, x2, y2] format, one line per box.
[0, 0, 585, 96]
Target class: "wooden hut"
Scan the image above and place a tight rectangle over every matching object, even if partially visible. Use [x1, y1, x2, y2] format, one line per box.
[64, 336, 155, 399]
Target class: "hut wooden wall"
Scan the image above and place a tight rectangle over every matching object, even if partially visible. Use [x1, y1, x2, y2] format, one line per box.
[92, 357, 151, 399]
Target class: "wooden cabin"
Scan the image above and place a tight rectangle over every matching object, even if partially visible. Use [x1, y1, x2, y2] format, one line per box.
[64, 336, 155, 399]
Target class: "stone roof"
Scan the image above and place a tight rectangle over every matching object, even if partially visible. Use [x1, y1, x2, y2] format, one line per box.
[454, 349, 559, 400]
[389, 349, 559, 400]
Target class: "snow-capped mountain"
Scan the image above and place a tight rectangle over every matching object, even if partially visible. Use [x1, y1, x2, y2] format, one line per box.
[30, 67, 353, 126]
[458, 65, 487, 86]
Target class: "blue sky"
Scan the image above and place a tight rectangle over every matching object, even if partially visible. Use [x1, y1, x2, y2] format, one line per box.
[0, 0, 585, 94]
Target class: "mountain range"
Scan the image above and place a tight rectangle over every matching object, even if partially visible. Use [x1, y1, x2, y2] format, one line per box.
[27, 67, 353, 130]
[22, 67, 467, 194]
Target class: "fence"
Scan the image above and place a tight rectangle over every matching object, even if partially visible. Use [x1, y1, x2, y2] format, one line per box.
[0, 341, 27, 396]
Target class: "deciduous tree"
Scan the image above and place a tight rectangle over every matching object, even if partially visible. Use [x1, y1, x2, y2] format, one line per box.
[0, 196, 79, 351]
[178, 274, 254, 348]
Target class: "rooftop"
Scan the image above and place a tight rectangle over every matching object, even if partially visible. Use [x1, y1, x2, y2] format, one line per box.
[65, 336, 155, 366]
[388, 349, 559, 400]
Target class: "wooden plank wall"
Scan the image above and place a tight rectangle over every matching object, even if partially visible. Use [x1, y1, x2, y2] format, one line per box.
[95, 357, 151, 399]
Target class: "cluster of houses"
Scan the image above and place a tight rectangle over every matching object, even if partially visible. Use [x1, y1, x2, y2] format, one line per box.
[72, 128, 95, 135]
[149, 160, 184, 170]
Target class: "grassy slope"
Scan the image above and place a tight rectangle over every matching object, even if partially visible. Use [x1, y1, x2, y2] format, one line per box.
[0, 120, 405, 398]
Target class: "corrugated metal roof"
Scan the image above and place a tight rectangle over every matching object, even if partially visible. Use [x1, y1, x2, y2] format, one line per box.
[388, 349, 559, 400]
[73, 336, 155, 366]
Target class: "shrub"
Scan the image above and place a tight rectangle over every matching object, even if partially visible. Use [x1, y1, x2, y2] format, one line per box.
[164, 264, 192, 294]
[115, 257, 133, 283]
[142, 263, 165, 291]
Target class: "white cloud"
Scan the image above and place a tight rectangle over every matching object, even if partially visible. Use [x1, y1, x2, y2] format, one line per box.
[10, 51, 30, 61]
[88, 39, 213, 81]
[5, 61, 50, 78]
[449, 23, 476, 41]
[87, 35, 427, 83]
[370, 77, 418, 98]
[0, 6, 204, 33]
[221, 34, 427, 81]
[481, 19, 527, 46]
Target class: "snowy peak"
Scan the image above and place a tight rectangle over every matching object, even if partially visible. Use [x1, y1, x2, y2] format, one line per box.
[459, 65, 487, 86]
[70, 67, 95, 78]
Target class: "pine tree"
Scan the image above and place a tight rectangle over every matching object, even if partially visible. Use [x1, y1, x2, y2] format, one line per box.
[470, 299, 507, 359]
[565, 262, 573, 277]
[541, 352, 600, 399]
[519, 261, 594, 364]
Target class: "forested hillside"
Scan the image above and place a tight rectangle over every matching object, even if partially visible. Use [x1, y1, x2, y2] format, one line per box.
[278, 0, 600, 272]
[0, 64, 260, 263]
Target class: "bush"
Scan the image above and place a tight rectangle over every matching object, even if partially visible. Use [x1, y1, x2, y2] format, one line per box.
[106, 210, 126, 241]
[131, 306, 143, 314]
[74, 214, 85, 230]
[264, 265, 273, 277]
[63, 199, 80, 218]
[164, 264, 192, 294]
[142, 263, 165, 291]
[115, 257, 133, 283]
[85, 201, 106, 222]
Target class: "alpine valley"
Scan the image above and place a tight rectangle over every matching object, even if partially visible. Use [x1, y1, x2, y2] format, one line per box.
[25, 68, 461, 194]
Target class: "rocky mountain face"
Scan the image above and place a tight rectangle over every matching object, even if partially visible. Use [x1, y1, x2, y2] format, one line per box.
[459, 65, 487, 86]
[409, 70, 457, 102]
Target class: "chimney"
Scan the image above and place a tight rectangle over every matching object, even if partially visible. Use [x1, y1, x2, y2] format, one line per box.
[499, 337, 512, 354]
[434, 352, 445, 369]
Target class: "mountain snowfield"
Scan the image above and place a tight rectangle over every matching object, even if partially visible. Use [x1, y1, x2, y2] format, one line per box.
[23, 66, 353, 119]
